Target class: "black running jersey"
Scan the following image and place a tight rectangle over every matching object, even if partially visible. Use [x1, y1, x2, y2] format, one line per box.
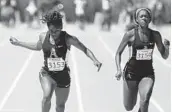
[127, 28, 155, 74]
[42, 31, 69, 72]
[130, 28, 155, 61]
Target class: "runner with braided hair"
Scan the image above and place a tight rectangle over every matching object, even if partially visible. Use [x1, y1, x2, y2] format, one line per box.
[10, 9, 102, 112]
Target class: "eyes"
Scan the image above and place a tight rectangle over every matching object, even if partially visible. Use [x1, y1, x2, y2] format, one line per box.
[139, 14, 150, 19]
[50, 29, 61, 34]
[137, 11, 150, 20]
[48, 25, 62, 34]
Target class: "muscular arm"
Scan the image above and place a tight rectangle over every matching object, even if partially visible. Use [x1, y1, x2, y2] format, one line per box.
[115, 30, 134, 71]
[153, 31, 169, 59]
[17, 32, 45, 51]
[67, 36, 99, 63]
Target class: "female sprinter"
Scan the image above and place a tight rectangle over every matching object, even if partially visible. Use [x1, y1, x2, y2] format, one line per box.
[115, 8, 170, 112]
[10, 9, 102, 112]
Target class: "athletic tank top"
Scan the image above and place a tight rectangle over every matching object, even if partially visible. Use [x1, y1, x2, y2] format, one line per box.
[42, 31, 69, 72]
[127, 28, 155, 74]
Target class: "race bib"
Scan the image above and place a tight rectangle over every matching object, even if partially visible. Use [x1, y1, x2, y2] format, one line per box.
[47, 58, 65, 71]
[136, 49, 153, 60]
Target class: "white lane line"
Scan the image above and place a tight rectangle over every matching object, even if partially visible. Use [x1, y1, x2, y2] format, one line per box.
[71, 48, 85, 112]
[0, 51, 35, 111]
[97, 36, 165, 112]
[150, 99, 165, 112]
[0, 109, 24, 112]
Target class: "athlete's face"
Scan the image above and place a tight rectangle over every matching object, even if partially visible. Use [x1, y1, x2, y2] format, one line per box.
[48, 24, 62, 39]
[136, 10, 151, 27]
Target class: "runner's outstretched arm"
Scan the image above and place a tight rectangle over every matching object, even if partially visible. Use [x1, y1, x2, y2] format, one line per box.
[67, 36, 102, 71]
[9, 32, 45, 51]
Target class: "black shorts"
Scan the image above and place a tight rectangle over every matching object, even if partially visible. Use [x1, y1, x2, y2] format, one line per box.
[40, 67, 71, 88]
[123, 63, 155, 81]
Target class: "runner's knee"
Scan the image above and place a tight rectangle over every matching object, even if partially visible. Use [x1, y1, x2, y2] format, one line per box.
[123, 97, 137, 111]
[140, 97, 150, 106]
[124, 104, 134, 111]
[42, 95, 51, 103]
[140, 89, 152, 104]
[124, 100, 136, 111]
[56, 103, 65, 111]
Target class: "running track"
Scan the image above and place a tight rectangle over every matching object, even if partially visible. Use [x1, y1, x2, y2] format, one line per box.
[0, 23, 170, 112]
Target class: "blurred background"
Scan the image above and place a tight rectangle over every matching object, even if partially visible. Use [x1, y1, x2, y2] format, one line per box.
[0, 0, 171, 112]
[0, 0, 170, 28]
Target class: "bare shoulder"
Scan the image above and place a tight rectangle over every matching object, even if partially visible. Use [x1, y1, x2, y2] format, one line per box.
[64, 32, 76, 47]
[39, 32, 47, 43]
[65, 32, 75, 39]
[124, 29, 135, 42]
[150, 29, 161, 42]
[65, 32, 77, 43]
[126, 29, 135, 37]
[151, 29, 161, 37]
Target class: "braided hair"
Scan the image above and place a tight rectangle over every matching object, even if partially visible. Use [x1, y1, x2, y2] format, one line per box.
[41, 9, 63, 28]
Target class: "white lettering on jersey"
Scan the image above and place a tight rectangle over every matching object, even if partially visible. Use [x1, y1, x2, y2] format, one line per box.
[48, 48, 65, 71]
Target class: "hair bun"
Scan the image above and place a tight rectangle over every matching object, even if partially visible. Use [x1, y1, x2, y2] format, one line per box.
[41, 9, 63, 23]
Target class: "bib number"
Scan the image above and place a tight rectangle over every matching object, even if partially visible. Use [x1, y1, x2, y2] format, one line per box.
[136, 49, 153, 60]
[47, 58, 65, 71]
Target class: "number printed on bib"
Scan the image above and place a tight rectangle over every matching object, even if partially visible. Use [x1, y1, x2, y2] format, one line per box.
[47, 58, 65, 71]
[136, 49, 153, 60]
